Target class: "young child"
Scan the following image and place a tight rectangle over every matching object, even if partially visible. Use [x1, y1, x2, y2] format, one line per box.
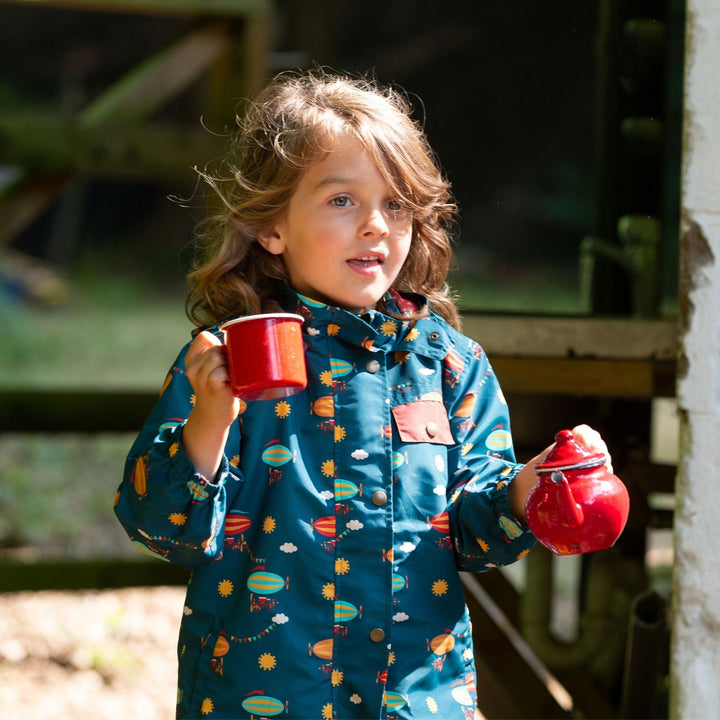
[114, 69, 610, 719]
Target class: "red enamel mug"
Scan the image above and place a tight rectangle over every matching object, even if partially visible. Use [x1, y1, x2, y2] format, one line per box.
[219, 313, 307, 401]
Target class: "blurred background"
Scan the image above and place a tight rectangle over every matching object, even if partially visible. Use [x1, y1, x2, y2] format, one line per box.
[0, 1, 682, 718]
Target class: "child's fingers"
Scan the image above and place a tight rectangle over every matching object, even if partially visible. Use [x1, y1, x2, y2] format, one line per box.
[571, 424, 613, 473]
[186, 330, 223, 360]
[186, 331, 230, 393]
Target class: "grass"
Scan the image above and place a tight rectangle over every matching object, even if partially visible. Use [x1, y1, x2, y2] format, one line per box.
[0, 269, 190, 560]
[0, 272, 191, 391]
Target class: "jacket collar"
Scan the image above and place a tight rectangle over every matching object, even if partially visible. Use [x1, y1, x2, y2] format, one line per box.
[276, 285, 453, 360]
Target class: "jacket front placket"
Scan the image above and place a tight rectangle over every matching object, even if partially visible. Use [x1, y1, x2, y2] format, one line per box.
[309, 305, 402, 719]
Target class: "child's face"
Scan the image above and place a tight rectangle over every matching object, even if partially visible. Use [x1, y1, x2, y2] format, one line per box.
[258, 137, 413, 314]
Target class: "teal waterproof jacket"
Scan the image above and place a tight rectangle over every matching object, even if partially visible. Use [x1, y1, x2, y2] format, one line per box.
[114, 287, 536, 719]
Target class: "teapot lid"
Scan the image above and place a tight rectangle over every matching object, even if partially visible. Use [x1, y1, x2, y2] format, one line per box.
[535, 429, 606, 473]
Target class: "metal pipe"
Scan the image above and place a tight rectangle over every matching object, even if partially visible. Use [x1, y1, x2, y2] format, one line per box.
[619, 591, 668, 719]
[521, 546, 640, 689]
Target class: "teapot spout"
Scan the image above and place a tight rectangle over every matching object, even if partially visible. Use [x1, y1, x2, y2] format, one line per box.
[551, 471, 585, 528]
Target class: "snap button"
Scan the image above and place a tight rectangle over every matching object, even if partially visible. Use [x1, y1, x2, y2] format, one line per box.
[426, 422, 439, 438]
[369, 627, 385, 643]
[371, 490, 387, 506]
[365, 359, 381, 374]
[428, 331, 441, 342]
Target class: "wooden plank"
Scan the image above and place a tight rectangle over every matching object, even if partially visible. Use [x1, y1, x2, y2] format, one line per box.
[0, 355, 675, 437]
[462, 573, 574, 719]
[0, 389, 157, 433]
[79, 23, 231, 125]
[463, 314, 677, 360]
[0, 558, 189, 592]
[492, 357, 676, 398]
[0, 174, 67, 247]
[0, 0, 270, 18]
[0, 116, 224, 180]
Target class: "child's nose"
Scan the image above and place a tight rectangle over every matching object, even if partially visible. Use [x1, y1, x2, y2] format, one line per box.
[360, 208, 389, 237]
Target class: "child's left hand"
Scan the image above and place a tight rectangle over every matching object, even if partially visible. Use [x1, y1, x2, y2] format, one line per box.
[568, 424, 613, 473]
[509, 424, 612, 521]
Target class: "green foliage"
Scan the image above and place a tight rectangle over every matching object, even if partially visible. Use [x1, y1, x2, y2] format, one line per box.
[0, 271, 189, 390]
[0, 271, 188, 560]
[0, 433, 138, 559]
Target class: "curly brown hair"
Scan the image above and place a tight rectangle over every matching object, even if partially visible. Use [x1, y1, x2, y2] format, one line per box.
[186, 69, 460, 329]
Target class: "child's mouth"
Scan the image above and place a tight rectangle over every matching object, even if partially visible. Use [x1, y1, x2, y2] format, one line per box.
[347, 255, 383, 271]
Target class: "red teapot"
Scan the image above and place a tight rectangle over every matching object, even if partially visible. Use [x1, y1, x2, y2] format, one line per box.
[524, 429, 630, 556]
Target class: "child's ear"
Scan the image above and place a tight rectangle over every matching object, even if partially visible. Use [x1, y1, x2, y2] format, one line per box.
[257, 228, 285, 255]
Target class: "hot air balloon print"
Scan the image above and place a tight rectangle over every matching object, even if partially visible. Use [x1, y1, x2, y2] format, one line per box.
[443, 348, 465, 387]
[211, 634, 230, 675]
[225, 512, 251, 536]
[384, 691, 408, 711]
[131, 455, 148, 498]
[240, 693, 286, 717]
[451, 685, 475, 707]
[309, 638, 334, 659]
[428, 632, 456, 671]
[428, 511, 450, 534]
[334, 599, 361, 623]
[391, 451, 406, 470]
[261, 443, 294, 467]
[246, 569, 287, 595]
[334, 478, 361, 502]
[444, 348, 464, 374]
[312, 395, 334, 417]
[429, 633, 456, 656]
[498, 515, 523, 540]
[456, 393, 477, 418]
[311, 516, 336, 538]
[213, 635, 229, 657]
[392, 573, 407, 593]
[330, 358, 354, 379]
[485, 428, 512, 453]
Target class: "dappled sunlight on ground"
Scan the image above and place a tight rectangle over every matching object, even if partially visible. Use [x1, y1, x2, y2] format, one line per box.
[0, 586, 185, 720]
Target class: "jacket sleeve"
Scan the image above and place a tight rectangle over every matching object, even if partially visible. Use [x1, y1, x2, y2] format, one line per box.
[443, 337, 536, 572]
[113, 341, 242, 569]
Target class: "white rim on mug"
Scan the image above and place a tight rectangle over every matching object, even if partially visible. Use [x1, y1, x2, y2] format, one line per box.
[219, 313, 306, 331]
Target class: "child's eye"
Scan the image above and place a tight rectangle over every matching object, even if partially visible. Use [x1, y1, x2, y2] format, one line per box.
[386, 199, 410, 214]
[330, 196, 351, 207]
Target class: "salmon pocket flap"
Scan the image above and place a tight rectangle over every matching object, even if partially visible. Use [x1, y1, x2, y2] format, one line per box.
[391, 400, 454, 445]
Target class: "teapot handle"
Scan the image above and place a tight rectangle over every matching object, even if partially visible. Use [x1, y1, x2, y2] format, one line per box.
[551, 471, 585, 528]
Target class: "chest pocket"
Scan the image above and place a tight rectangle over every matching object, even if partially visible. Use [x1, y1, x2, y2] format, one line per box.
[391, 400, 455, 445]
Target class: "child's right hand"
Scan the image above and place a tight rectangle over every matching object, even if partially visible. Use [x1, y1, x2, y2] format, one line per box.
[182, 331, 241, 479]
[184, 330, 240, 424]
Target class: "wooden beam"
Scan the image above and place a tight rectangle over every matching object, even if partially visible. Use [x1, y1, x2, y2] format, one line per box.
[0, 389, 157, 433]
[0, 116, 224, 180]
[0, 558, 190, 592]
[79, 23, 231, 125]
[492, 357, 676, 398]
[0, 0, 270, 18]
[462, 314, 677, 361]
